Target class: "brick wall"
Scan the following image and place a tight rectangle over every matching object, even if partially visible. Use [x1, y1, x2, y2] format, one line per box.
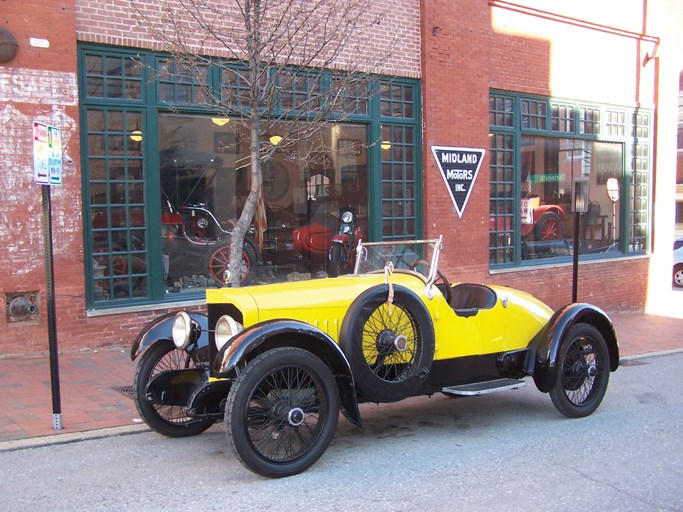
[75, 0, 422, 78]
[1, 0, 83, 355]
[420, 0, 654, 311]
[420, 0, 492, 280]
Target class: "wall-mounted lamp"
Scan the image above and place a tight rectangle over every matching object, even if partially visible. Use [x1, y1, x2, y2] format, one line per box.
[211, 117, 230, 126]
[0, 28, 19, 64]
[130, 130, 143, 142]
[642, 42, 659, 66]
[269, 135, 283, 145]
[380, 140, 392, 150]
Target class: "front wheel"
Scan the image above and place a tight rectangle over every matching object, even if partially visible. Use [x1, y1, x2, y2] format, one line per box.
[549, 324, 610, 418]
[225, 348, 339, 478]
[134, 341, 215, 437]
[327, 243, 347, 277]
[535, 212, 562, 241]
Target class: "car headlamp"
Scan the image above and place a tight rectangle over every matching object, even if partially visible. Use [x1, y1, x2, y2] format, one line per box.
[341, 211, 354, 224]
[196, 216, 209, 230]
[172, 311, 196, 349]
[341, 224, 352, 234]
[215, 315, 243, 350]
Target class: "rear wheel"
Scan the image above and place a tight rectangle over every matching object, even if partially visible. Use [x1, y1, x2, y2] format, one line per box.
[134, 341, 215, 437]
[225, 348, 339, 478]
[549, 324, 610, 418]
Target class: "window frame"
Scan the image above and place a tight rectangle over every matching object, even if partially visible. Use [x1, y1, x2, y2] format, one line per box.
[79, 44, 422, 309]
[488, 90, 651, 270]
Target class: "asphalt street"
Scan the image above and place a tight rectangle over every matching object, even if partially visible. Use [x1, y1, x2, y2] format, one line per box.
[1, 351, 682, 512]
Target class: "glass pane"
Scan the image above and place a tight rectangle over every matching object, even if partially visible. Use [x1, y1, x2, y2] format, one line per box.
[519, 137, 623, 260]
[85, 106, 148, 304]
[158, 114, 370, 291]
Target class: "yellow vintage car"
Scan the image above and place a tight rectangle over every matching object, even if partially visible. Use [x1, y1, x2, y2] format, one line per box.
[131, 237, 619, 478]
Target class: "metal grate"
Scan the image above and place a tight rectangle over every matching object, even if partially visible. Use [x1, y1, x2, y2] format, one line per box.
[112, 385, 135, 400]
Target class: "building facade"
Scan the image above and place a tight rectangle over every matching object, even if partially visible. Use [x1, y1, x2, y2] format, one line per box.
[1, 0, 682, 355]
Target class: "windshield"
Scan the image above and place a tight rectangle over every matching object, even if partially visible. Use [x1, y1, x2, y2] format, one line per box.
[353, 237, 443, 283]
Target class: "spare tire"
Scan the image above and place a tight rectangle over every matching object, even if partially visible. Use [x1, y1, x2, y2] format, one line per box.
[339, 284, 435, 403]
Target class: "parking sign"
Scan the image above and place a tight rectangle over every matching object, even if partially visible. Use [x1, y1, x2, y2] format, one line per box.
[33, 121, 62, 185]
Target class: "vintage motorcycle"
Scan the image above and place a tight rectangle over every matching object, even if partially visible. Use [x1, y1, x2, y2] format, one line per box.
[327, 208, 364, 277]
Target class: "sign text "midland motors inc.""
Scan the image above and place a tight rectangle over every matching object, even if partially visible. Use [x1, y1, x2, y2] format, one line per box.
[431, 146, 485, 218]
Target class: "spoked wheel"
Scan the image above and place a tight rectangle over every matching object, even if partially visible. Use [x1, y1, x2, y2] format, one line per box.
[408, 259, 452, 304]
[327, 243, 347, 277]
[209, 243, 256, 286]
[340, 285, 435, 403]
[535, 212, 562, 241]
[134, 341, 215, 437]
[225, 348, 339, 478]
[550, 324, 610, 418]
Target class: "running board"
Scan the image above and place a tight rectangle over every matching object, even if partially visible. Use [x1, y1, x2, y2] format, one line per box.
[442, 378, 527, 396]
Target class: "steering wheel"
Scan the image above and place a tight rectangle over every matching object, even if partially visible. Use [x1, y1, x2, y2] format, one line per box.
[409, 260, 452, 304]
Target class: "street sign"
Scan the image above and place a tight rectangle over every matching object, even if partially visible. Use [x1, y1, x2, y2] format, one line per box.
[431, 146, 485, 218]
[33, 121, 62, 186]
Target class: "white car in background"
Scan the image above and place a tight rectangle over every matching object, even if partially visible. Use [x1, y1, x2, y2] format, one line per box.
[674, 239, 683, 288]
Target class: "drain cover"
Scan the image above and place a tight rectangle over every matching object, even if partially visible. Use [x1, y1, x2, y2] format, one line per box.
[112, 385, 135, 400]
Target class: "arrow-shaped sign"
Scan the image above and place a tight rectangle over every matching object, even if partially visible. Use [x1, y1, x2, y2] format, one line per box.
[431, 146, 485, 218]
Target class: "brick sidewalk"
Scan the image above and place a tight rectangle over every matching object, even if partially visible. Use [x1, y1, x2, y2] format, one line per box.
[0, 311, 681, 444]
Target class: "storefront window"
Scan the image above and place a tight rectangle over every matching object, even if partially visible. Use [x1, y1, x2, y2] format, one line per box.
[80, 45, 421, 308]
[489, 92, 650, 268]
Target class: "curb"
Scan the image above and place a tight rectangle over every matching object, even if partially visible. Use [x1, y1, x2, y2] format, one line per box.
[619, 347, 683, 362]
[0, 424, 150, 453]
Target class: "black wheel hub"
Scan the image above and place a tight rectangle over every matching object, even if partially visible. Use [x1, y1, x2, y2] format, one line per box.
[376, 330, 409, 354]
[272, 399, 305, 427]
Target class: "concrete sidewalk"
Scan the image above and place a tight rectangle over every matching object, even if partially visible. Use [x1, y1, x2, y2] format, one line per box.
[1, 311, 681, 445]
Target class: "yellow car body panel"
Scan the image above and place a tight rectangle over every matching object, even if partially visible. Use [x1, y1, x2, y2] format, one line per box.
[205, 271, 553, 361]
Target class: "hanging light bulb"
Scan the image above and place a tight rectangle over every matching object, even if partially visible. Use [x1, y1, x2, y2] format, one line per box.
[269, 135, 283, 145]
[130, 130, 143, 142]
[211, 117, 230, 126]
[380, 140, 391, 150]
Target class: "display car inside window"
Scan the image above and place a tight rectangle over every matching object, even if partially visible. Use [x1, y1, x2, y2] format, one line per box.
[157, 115, 368, 294]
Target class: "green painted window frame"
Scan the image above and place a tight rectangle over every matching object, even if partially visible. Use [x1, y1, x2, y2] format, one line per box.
[79, 44, 421, 309]
[488, 90, 652, 270]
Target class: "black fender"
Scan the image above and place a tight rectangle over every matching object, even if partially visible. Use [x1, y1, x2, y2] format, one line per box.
[130, 311, 211, 363]
[528, 303, 620, 393]
[214, 319, 362, 427]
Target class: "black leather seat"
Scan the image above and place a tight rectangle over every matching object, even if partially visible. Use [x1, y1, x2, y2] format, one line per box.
[449, 284, 497, 317]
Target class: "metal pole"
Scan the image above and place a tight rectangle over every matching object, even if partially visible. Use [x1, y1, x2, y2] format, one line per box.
[42, 185, 62, 430]
[572, 211, 580, 303]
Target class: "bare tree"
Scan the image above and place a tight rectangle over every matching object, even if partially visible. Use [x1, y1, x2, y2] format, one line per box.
[134, 0, 395, 286]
